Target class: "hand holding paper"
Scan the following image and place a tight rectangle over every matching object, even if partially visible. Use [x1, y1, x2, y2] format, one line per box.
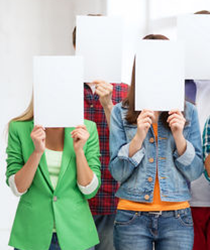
[71, 125, 90, 153]
[167, 110, 186, 137]
[94, 80, 113, 109]
[167, 110, 187, 156]
[31, 125, 46, 154]
[129, 110, 155, 158]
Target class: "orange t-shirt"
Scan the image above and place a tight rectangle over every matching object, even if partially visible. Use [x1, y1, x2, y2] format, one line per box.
[118, 123, 189, 211]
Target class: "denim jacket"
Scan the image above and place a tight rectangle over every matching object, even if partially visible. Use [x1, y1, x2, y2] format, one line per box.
[109, 102, 203, 203]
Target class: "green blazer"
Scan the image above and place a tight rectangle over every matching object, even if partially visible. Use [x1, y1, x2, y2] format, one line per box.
[6, 120, 101, 250]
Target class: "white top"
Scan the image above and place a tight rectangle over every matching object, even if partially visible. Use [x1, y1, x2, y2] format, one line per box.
[9, 148, 98, 197]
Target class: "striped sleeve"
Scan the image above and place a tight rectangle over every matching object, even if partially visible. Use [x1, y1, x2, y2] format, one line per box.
[203, 116, 210, 162]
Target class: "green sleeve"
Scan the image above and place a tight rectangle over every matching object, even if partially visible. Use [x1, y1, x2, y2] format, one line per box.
[5, 122, 24, 186]
[84, 122, 101, 199]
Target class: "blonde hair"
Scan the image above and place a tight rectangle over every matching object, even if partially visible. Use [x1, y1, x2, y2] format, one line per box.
[11, 97, 34, 122]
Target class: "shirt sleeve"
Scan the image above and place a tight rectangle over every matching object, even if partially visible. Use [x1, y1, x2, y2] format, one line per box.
[77, 173, 98, 195]
[203, 116, 210, 162]
[8, 174, 27, 197]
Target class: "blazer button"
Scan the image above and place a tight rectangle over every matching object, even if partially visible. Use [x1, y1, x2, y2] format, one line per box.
[90, 104, 94, 108]
[148, 177, 153, 182]
[149, 158, 154, 163]
[53, 196, 58, 202]
[149, 138, 155, 143]
[144, 195, 150, 200]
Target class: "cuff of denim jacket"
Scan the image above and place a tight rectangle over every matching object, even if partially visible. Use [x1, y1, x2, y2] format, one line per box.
[173, 140, 195, 166]
[118, 143, 145, 167]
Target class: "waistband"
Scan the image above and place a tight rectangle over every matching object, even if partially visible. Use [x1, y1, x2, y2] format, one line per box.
[118, 208, 191, 218]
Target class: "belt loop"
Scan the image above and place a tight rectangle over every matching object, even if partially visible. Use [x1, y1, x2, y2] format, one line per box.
[174, 210, 179, 218]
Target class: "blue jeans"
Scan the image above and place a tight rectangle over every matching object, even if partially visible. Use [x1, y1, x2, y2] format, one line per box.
[14, 233, 61, 250]
[114, 208, 194, 250]
[89, 214, 116, 250]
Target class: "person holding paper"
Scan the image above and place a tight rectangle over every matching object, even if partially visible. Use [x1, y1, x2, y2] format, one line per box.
[5, 102, 101, 250]
[184, 10, 210, 250]
[72, 22, 129, 250]
[109, 34, 203, 250]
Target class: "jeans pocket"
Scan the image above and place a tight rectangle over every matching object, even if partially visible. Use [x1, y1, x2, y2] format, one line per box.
[114, 210, 138, 226]
[177, 209, 193, 227]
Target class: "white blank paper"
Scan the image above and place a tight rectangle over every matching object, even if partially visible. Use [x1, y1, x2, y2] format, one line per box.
[33, 56, 84, 127]
[135, 40, 185, 111]
[76, 16, 123, 83]
[177, 15, 210, 80]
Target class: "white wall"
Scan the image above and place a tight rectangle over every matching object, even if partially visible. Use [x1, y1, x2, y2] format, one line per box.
[148, 0, 210, 39]
[107, 0, 150, 84]
[0, 0, 105, 249]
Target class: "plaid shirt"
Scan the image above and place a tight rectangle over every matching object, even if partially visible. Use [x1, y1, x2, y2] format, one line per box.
[84, 83, 129, 215]
[203, 116, 210, 162]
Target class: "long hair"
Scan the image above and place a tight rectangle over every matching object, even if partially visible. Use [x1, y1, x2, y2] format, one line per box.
[122, 34, 185, 129]
[11, 97, 34, 123]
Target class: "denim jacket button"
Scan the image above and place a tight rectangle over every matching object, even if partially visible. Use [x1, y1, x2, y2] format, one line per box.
[149, 158, 154, 163]
[148, 177, 153, 182]
[144, 195, 150, 200]
[149, 138, 155, 143]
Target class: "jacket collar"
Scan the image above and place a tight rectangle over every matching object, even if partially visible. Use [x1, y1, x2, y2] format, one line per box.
[30, 122, 75, 192]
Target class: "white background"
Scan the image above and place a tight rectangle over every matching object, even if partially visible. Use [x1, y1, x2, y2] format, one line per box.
[1, 0, 210, 249]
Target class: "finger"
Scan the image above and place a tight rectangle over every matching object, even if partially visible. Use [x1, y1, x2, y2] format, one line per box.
[71, 128, 86, 136]
[71, 132, 83, 139]
[93, 80, 109, 85]
[138, 111, 155, 121]
[75, 125, 87, 130]
[144, 122, 152, 129]
[139, 117, 152, 125]
[169, 119, 184, 127]
[95, 87, 110, 96]
[32, 130, 46, 137]
[167, 114, 185, 123]
[33, 125, 45, 132]
[97, 82, 113, 91]
[34, 135, 46, 141]
[168, 109, 183, 116]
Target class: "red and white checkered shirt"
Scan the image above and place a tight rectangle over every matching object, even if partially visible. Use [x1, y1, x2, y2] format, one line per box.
[84, 82, 129, 215]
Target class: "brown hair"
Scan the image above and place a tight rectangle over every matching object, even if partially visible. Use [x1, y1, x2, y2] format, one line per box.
[122, 34, 184, 129]
[72, 14, 102, 48]
[194, 10, 210, 14]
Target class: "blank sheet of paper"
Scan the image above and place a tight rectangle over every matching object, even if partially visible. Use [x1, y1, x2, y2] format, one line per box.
[76, 16, 123, 83]
[135, 40, 185, 111]
[177, 15, 210, 80]
[33, 56, 84, 127]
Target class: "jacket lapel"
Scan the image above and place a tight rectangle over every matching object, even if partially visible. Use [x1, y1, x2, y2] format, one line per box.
[55, 127, 75, 190]
[39, 152, 54, 191]
[29, 121, 54, 191]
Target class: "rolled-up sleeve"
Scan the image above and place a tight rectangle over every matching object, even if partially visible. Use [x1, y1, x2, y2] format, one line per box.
[83, 122, 101, 200]
[109, 104, 145, 183]
[118, 142, 145, 167]
[6, 122, 24, 186]
[174, 106, 204, 182]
